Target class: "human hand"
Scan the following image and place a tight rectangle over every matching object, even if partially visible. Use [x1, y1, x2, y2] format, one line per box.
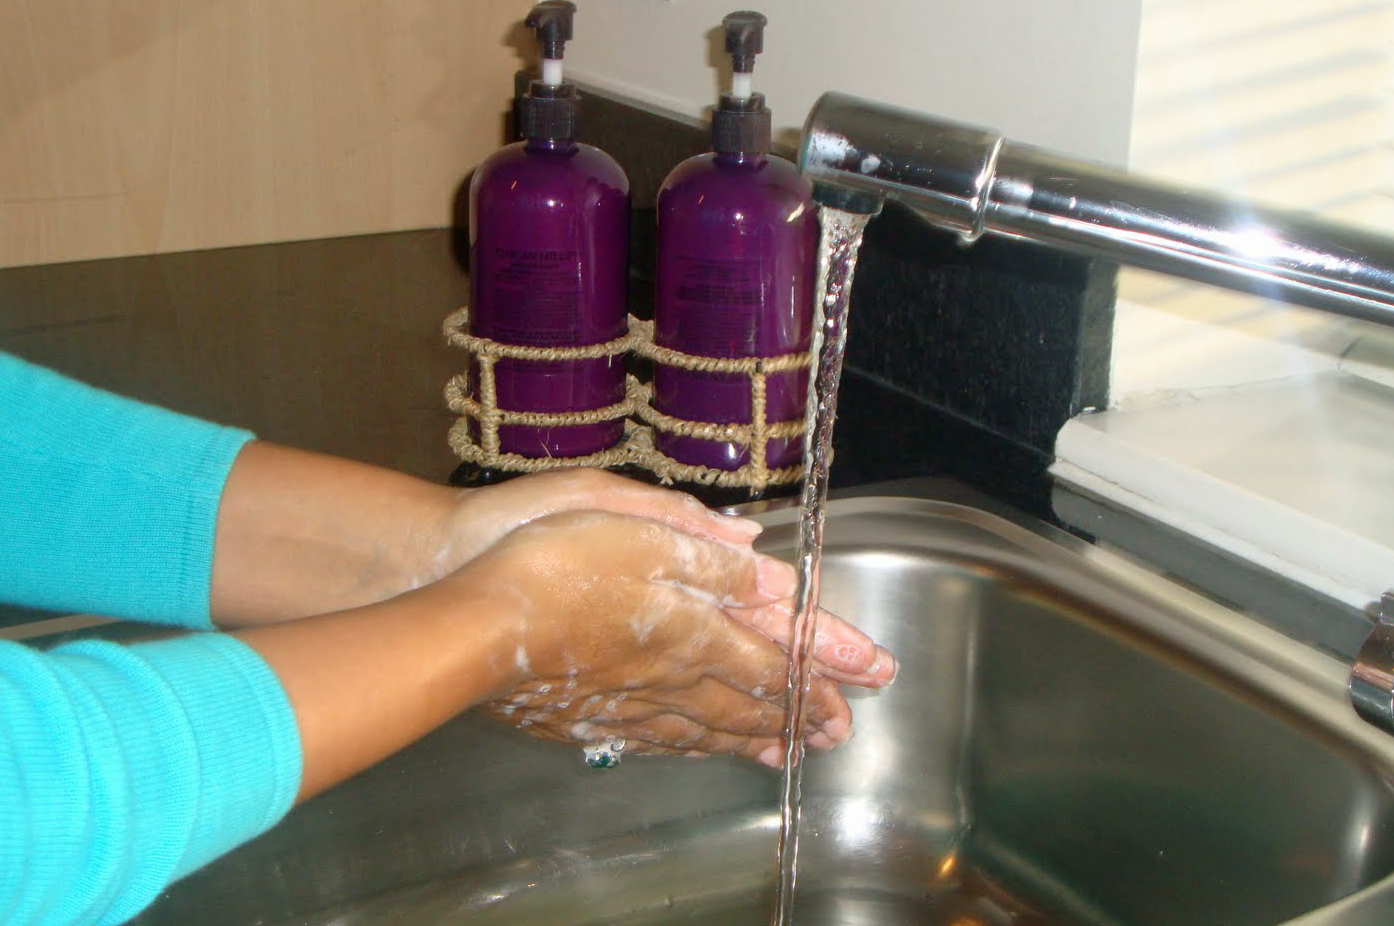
[213, 449, 891, 692]
[222, 457, 892, 796]
[435, 510, 892, 767]
[434, 469, 896, 690]
[435, 468, 763, 567]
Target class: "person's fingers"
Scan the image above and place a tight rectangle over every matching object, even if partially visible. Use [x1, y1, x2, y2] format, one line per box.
[861, 645, 898, 687]
[492, 468, 764, 547]
[492, 711, 786, 765]
[499, 675, 848, 749]
[642, 525, 799, 610]
[646, 675, 789, 737]
[664, 540, 897, 687]
[496, 689, 675, 725]
[603, 713, 786, 765]
[633, 581, 787, 689]
[803, 674, 853, 745]
[595, 738, 787, 768]
[729, 559, 897, 684]
[501, 670, 831, 741]
[520, 716, 829, 769]
[726, 601, 898, 688]
[671, 674, 851, 743]
[636, 585, 854, 742]
[573, 470, 764, 546]
[617, 722, 837, 766]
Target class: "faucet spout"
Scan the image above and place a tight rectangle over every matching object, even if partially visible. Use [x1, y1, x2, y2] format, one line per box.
[799, 92, 1394, 329]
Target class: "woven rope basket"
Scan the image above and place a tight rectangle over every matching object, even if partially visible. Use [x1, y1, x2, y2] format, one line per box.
[443, 307, 810, 490]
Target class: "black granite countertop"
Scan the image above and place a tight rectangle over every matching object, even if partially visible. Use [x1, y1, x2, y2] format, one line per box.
[1, 229, 470, 484]
[1, 226, 1060, 513]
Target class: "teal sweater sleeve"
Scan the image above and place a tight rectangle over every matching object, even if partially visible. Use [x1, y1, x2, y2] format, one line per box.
[0, 351, 251, 627]
[0, 353, 305, 925]
[0, 635, 303, 926]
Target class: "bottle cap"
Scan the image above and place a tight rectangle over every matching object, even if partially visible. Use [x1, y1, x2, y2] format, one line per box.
[714, 93, 771, 155]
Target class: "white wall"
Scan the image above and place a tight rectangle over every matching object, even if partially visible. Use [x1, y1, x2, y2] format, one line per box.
[566, 0, 1143, 166]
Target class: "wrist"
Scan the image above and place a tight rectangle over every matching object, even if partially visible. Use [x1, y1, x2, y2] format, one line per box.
[237, 582, 524, 800]
[404, 571, 529, 698]
[392, 483, 471, 592]
[212, 443, 471, 625]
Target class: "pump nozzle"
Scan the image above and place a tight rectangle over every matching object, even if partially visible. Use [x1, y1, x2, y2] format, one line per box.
[722, 11, 766, 102]
[712, 10, 771, 154]
[723, 11, 767, 74]
[519, 1, 581, 141]
[526, 1, 575, 59]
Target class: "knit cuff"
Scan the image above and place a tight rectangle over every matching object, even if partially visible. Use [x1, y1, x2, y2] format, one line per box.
[48, 634, 302, 922]
[0, 352, 255, 627]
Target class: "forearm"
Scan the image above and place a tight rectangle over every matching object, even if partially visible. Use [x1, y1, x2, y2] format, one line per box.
[0, 589, 514, 922]
[234, 582, 517, 802]
[211, 455, 895, 689]
[211, 442, 461, 626]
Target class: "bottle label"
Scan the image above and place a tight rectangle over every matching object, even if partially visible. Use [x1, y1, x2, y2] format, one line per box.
[668, 256, 764, 356]
[482, 246, 582, 346]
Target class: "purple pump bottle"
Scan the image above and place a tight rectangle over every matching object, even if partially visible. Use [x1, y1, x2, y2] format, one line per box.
[652, 11, 816, 474]
[469, 1, 630, 460]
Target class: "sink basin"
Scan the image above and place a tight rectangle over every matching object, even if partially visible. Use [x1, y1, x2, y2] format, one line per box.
[132, 484, 1394, 925]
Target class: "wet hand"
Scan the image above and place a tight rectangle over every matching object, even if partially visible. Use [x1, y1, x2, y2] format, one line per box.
[438, 510, 885, 767]
[434, 469, 896, 691]
[434, 468, 765, 567]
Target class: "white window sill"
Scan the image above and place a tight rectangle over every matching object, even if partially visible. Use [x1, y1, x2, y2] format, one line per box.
[1052, 296, 1394, 610]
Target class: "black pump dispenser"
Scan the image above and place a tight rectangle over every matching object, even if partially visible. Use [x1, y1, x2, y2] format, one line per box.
[519, 1, 580, 143]
[724, 10, 765, 72]
[527, 0, 574, 57]
[713, 11, 772, 156]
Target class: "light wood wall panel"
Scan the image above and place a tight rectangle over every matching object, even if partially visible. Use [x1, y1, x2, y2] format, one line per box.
[0, 0, 527, 267]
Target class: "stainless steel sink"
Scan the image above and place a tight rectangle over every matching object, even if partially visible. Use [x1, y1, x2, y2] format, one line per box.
[132, 485, 1394, 925]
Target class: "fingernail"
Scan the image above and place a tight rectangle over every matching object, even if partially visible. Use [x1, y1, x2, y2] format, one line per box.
[870, 648, 899, 685]
[758, 745, 784, 768]
[756, 558, 797, 600]
[807, 731, 835, 750]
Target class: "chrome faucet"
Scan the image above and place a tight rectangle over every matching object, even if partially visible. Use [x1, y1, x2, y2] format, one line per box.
[798, 92, 1394, 330]
[797, 91, 1394, 730]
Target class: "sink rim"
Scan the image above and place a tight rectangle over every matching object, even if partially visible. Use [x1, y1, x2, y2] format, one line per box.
[761, 493, 1375, 728]
[758, 488, 1394, 926]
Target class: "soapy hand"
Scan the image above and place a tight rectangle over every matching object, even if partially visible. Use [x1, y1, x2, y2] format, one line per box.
[432, 509, 892, 767]
[213, 448, 893, 692]
[436, 468, 896, 689]
[439, 468, 762, 561]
